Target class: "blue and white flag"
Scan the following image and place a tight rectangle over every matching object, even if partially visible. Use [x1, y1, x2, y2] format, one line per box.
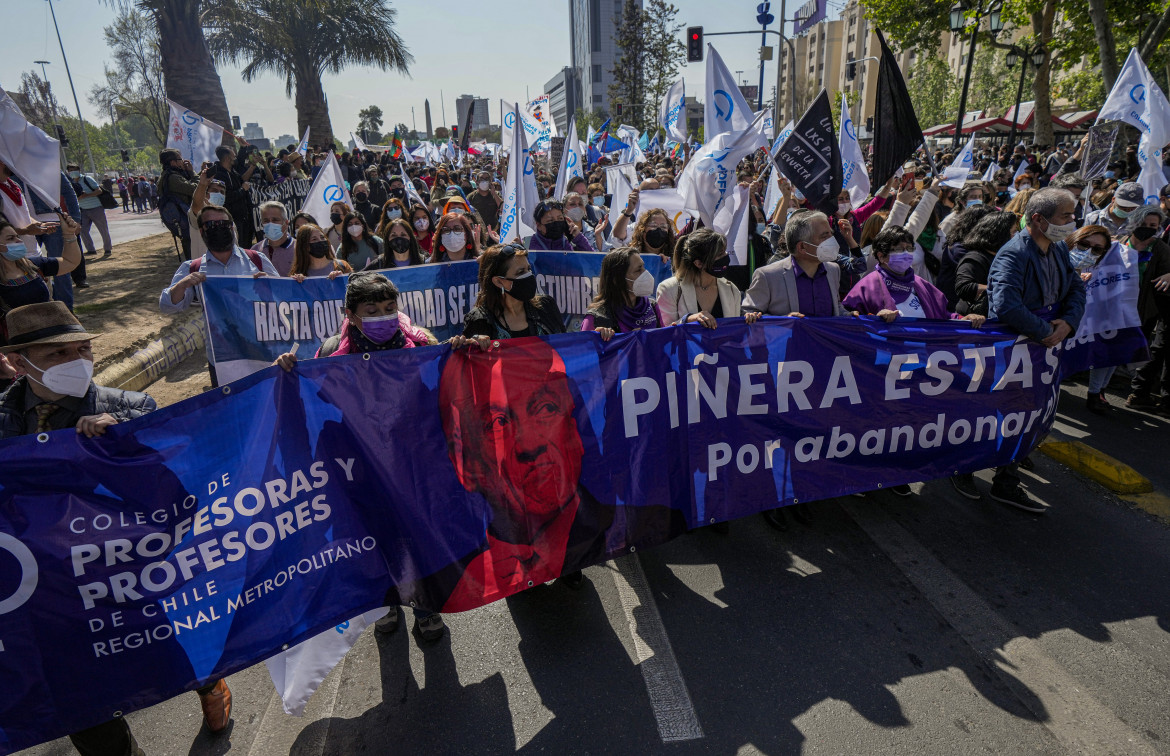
[680, 109, 768, 226]
[941, 134, 975, 188]
[981, 161, 1000, 182]
[771, 119, 795, 154]
[1061, 241, 1149, 373]
[499, 104, 537, 242]
[1097, 48, 1170, 204]
[763, 164, 783, 221]
[400, 164, 426, 209]
[606, 162, 640, 229]
[755, 109, 775, 140]
[301, 152, 352, 228]
[648, 133, 661, 154]
[660, 79, 687, 143]
[553, 114, 584, 199]
[638, 131, 650, 151]
[296, 126, 310, 158]
[166, 99, 224, 168]
[840, 94, 870, 206]
[705, 45, 754, 141]
[618, 124, 645, 165]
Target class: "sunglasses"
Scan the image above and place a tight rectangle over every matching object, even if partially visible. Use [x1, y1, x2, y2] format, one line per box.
[201, 219, 233, 232]
[1075, 242, 1109, 255]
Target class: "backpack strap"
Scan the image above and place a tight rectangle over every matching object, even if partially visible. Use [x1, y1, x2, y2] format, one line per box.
[190, 249, 266, 275]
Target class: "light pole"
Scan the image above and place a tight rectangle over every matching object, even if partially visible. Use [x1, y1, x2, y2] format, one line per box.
[33, 60, 68, 167]
[46, 0, 97, 174]
[1005, 46, 1046, 149]
[949, 1, 1004, 150]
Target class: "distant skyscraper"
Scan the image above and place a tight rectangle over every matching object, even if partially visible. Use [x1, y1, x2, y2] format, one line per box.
[424, 99, 433, 139]
[455, 94, 490, 134]
[569, 0, 641, 115]
[544, 67, 581, 132]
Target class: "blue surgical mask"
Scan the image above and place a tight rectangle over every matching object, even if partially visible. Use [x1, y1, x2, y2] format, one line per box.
[209, 192, 226, 206]
[1, 242, 29, 261]
[1104, 171, 1115, 179]
[388, 208, 403, 219]
[592, 196, 605, 206]
[262, 222, 285, 241]
[966, 199, 983, 207]
[755, 223, 766, 236]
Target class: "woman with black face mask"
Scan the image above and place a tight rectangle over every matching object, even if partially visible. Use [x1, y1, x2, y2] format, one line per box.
[527, 201, 595, 251]
[459, 243, 565, 341]
[289, 224, 352, 280]
[325, 200, 351, 249]
[655, 228, 755, 329]
[628, 208, 676, 266]
[367, 218, 425, 269]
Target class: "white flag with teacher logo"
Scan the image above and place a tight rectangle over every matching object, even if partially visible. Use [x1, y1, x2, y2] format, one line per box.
[166, 99, 224, 167]
[301, 152, 352, 228]
[1097, 48, 1170, 203]
[705, 45, 753, 141]
[660, 79, 687, 144]
[840, 93, 870, 206]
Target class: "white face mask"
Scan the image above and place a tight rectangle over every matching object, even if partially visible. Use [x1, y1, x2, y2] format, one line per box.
[838, 202, 852, 216]
[441, 231, 465, 250]
[347, 224, 364, 238]
[387, 208, 403, 219]
[628, 269, 655, 298]
[808, 238, 838, 262]
[478, 181, 490, 191]
[1042, 218, 1076, 242]
[24, 356, 94, 398]
[414, 218, 430, 232]
[565, 206, 585, 222]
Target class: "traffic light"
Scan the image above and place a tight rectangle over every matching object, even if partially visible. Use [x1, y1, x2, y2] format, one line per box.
[866, 117, 874, 133]
[120, 149, 130, 162]
[845, 60, 857, 81]
[452, 125, 458, 141]
[687, 26, 703, 62]
[54, 124, 68, 145]
[615, 103, 623, 117]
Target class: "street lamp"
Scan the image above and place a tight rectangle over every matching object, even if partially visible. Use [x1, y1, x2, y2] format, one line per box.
[949, 1, 1003, 150]
[1005, 45, 1046, 148]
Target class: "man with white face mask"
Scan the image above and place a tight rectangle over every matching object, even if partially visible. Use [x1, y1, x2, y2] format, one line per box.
[742, 210, 849, 318]
[0, 301, 237, 750]
[984, 187, 1086, 514]
[249, 201, 295, 276]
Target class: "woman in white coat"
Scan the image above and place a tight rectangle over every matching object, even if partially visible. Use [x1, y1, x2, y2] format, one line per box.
[656, 228, 761, 328]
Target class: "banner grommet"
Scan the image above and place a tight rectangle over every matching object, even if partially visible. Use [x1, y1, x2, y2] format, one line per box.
[36, 433, 49, 443]
[362, 353, 371, 361]
[222, 386, 231, 395]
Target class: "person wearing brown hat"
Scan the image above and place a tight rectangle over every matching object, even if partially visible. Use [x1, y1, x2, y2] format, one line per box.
[0, 301, 235, 750]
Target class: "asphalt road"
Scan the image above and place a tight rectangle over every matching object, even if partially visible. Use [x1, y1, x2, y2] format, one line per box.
[17, 384, 1170, 756]
[102, 207, 171, 248]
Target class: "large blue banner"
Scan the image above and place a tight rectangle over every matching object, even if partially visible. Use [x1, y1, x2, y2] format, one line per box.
[0, 317, 1063, 752]
[201, 252, 672, 383]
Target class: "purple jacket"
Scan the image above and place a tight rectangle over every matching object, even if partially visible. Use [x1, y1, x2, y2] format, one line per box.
[842, 270, 957, 320]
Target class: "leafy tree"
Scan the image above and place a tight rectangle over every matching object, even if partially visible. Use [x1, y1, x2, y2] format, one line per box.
[1053, 68, 1106, 111]
[906, 56, 958, 128]
[358, 105, 384, 141]
[434, 126, 450, 140]
[573, 107, 610, 137]
[608, 0, 684, 134]
[90, 5, 168, 146]
[642, 0, 685, 134]
[205, 0, 412, 148]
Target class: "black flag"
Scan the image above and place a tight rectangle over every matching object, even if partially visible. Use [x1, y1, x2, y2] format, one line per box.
[460, 101, 475, 151]
[773, 89, 841, 216]
[872, 30, 924, 189]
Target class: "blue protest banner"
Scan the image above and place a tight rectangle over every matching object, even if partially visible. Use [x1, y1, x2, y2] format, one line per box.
[201, 252, 673, 383]
[0, 316, 1062, 752]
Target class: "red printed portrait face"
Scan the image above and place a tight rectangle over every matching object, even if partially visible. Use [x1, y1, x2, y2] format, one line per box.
[440, 340, 584, 542]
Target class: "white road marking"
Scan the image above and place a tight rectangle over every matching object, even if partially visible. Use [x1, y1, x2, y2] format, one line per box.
[843, 500, 1158, 756]
[609, 554, 704, 743]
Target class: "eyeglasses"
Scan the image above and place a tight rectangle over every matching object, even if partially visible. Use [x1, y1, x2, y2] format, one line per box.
[498, 243, 525, 259]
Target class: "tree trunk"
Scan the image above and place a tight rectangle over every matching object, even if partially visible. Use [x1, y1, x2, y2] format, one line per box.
[155, 0, 231, 130]
[294, 64, 334, 150]
[1138, 4, 1170, 64]
[1030, 2, 1056, 149]
[1085, 0, 1119, 92]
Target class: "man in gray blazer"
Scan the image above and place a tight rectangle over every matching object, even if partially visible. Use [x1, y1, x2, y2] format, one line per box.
[742, 210, 847, 317]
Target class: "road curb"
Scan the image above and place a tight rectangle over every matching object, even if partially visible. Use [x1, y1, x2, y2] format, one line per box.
[93, 312, 205, 394]
[1038, 440, 1154, 495]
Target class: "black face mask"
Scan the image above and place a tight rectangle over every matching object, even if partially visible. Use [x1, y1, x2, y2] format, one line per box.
[388, 236, 412, 254]
[389, 188, 405, 199]
[355, 192, 369, 202]
[329, 212, 342, 225]
[646, 228, 671, 248]
[308, 240, 331, 259]
[1133, 226, 1157, 242]
[708, 255, 731, 278]
[503, 273, 538, 302]
[201, 223, 235, 252]
[543, 220, 568, 239]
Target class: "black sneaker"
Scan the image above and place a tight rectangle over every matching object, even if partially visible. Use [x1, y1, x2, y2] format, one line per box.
[762, 508, 788, 532]
[1086, 392, 1110, 413]
[74, 281, 90, 289]
[1126, 393, 1159, 410]
[414, 613, 446, 642]
[950, 473, 982, 500]
[559, 570, 586, 589]
[989, 486, 1046, 514]
[374, 608, 399, 634]
[890, 484, 913, 497]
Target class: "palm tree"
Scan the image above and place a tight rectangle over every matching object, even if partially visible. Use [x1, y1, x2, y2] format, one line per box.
[204, 0, 412, 148]
[115, 0, 233, 128]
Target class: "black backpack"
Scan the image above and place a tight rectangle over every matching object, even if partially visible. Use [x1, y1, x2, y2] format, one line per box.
[157, 169, 190, 239]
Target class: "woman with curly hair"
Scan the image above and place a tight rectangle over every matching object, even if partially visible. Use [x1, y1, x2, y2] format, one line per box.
[289, 224, 352, 281]
[429, 212, 480, 262]
[627, 207, 676, 267]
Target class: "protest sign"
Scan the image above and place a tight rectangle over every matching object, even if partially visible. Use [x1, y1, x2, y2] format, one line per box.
[0, 314, 1069, 752]
[772, 91, 840, 216]
[1059, 242, 1149, 374]
[247, 178, 311, 231]
[199, 252, 674, 383]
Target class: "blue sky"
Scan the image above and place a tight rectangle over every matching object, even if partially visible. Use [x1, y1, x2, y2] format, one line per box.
[3, 0, 844, 144]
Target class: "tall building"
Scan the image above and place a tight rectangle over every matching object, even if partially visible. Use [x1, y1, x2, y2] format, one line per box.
[838, 0, 917, 138]
[684, 96, 703, 139]
[242, 122, 265, 141]
[424, 99, 433, 139]
[569, 0, 642, 115]
[274, 134, 297, 149]
[545, 66, 581, 131]
[455, 94, 490, 135]
[777, 19, 844, 125]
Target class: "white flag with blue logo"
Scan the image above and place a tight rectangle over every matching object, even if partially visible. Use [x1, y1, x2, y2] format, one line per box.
[941, 134, 975, 188]
[400, 164, 426, 209]
[839, 94, 870, 206]
[755, 109, 775, 140]
[499, 104, 537, 242]
[705, 45, 754, 141]
[553, 114, 584, 199]
[763, 164, 783, 221]
[296, 126, 310, 158]
[660, 79, 688, 143]
[771, 119, 794, 154]
[680, 109, 768, 226]
[1097, 48, 1170, 204]
[166, 99, 224, 167]
[981, 161, 1000, 182]
[301, 152, 352, 228]
[617, 124, 645, 165]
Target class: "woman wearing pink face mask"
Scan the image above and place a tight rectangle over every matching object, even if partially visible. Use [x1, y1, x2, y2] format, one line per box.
[843, 227, 986, 327]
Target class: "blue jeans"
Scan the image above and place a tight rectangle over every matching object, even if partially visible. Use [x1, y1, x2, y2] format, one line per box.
[1088, 366, 1117, 394]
